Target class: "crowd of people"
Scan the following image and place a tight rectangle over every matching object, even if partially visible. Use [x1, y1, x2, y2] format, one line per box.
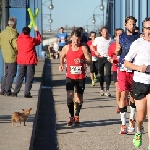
[1, 15, 150, 149]
[59, 16, 150, 149]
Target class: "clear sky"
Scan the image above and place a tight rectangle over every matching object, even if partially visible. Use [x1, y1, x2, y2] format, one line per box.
[42, 0, 107, 31]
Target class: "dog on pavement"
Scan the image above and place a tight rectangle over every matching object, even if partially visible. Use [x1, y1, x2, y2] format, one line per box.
[11, 108, 32, 127]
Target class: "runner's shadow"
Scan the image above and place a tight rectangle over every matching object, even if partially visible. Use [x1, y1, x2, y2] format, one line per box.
[56, 118, 121, 130]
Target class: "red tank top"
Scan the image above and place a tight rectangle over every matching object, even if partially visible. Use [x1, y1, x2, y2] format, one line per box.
[66, 44, 86, 79]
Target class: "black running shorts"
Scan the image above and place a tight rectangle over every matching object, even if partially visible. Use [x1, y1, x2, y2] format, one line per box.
[132, 81, 150, 100]
[90, 61, 98, 74]
[66, 77, 85, 95]
[58, 46, 64, 51]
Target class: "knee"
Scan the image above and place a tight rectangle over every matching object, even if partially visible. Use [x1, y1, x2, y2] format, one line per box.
[67, 93, 74, 103]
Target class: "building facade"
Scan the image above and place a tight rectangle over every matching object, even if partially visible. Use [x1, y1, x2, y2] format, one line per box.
[107, 0, 150, 35]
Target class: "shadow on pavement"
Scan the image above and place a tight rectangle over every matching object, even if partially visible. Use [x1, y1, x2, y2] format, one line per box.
[29, 58, 58, 150]
[56, 118, 121, 130]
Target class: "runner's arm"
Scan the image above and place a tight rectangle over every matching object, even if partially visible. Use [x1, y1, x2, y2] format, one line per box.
[115, 36, 121, 56]
[60, 45, 67, 66]
[82, 46, 92, 65]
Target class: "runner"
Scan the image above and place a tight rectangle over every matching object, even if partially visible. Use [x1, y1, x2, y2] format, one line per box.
[91, 27, 112, 96]
[115, 16, 140, 134]
[107, 28, 124, 113]
[124, 17, 150, 149]
[87, 31, 98, 86]
[57, 27, 68, 56]
[59, 29, 91, 126]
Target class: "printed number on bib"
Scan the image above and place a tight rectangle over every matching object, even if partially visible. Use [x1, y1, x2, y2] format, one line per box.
[70, 66, 82, 74]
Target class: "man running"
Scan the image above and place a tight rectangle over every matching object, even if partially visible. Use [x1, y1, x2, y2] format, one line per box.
[91, 27, 112, 96]
[108, 28, 124, 113]
[57, 27, 68, 56]
[115, 16, 140, 134]
[87, 31, 98, 86]
[59, 29, 91, 126]
[124, 17, 150, 149]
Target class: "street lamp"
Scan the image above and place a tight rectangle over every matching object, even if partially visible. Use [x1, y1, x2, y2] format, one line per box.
[42, 0, 54, 34]
[92, 0, 106, 26]
[49, 0, 54, 10]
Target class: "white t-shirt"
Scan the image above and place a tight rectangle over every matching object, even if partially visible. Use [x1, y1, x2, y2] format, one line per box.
[125, 37, 150, 84]
[92, 36, 111, 57]
[53, 42, 59, 51]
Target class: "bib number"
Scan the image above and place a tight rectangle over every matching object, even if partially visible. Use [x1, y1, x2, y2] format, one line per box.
[70, 66, 82, 74]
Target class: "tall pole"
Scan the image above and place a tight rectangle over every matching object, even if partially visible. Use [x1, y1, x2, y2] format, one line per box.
[1, 0, 9, 78]
[2, 0, 9, 30]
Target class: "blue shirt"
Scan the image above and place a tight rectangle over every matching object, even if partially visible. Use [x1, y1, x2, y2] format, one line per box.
[119, 32, 140, 69]
[56, 32, 68, 46]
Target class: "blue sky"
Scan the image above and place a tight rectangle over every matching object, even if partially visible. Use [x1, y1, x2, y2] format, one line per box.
[42, 0, 107, 31]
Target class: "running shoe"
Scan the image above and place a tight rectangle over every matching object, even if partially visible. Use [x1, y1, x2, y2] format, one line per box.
[128, 119, 135, 133]
[119, 125, 127, 134]
[74, 116, 80, 126]
[133, 133, 142, 147]
[100, 90, 105, 96]
[94, 76, 98, 83]
[116, 107, 120, 113]
[105, 90, 111, 97]
[91, 81, 95, 86]
[67, 117, 74, 126]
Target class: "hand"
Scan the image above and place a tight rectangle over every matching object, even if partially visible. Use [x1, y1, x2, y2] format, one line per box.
[34, 26, 38, 32]
[59, 65, 64, 71]
[116, 44, 121, 52]
[95, 51, 100, 56]
[138, 65, 147, 72]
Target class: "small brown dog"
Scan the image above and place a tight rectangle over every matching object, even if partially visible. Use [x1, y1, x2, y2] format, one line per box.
[11, 108, 32, 127]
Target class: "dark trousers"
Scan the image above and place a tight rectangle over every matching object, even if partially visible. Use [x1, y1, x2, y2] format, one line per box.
[98, 57, 112, 91]
[1, 62, 17, 94]
[14, 64, 35, 95]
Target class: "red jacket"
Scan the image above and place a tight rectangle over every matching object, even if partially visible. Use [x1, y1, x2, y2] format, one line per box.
[17, 31, 41, 65]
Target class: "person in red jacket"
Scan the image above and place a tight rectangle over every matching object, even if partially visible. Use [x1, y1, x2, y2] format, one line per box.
[12, 26, 41, 98]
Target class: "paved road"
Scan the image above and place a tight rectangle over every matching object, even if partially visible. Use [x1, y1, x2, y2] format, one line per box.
[0, 58, 44, 150]
[51, 59, 148, 150]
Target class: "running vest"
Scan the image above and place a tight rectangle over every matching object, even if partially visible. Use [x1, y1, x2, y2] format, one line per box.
[119, 32, 140, 71]
[66, 44, 86, 79]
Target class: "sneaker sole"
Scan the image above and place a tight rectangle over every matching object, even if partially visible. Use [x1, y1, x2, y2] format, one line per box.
[119, 131, 128, 134]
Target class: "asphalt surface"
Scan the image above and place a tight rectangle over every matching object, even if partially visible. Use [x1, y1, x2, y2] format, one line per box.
[51, 59, 148, 150]
[0, 58, 149, 150]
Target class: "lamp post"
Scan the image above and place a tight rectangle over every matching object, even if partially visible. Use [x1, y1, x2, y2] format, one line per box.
[42, 0, 54, 33]
[92, 0, 106, 26]
[85, 17, 96, 33]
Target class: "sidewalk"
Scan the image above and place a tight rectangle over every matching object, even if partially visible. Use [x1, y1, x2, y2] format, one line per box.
[0, 58, 44, 150]
[51, 59, 148, 150]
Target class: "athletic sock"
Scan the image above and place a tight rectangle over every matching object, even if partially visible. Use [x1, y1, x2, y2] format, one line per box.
[120, 107, 126, 125]
[130, 106, 136, 120]
[67, 101, 74, 117]
[75, 102, 82, 116]
[120, 112, 126, 125]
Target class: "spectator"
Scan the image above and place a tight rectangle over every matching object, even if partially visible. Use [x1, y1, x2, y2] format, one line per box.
[53, 39, 59, 59]
[0, 17, 18, 96]
[12, 26, 41, 98]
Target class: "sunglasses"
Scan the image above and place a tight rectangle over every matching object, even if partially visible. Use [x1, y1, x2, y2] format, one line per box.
[143, 26, 150, 30]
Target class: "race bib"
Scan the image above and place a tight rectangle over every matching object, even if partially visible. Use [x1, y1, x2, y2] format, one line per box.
[92, 56, 98, 61]
[60, 37, 65, 43]
[70, 66, 82, 74]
